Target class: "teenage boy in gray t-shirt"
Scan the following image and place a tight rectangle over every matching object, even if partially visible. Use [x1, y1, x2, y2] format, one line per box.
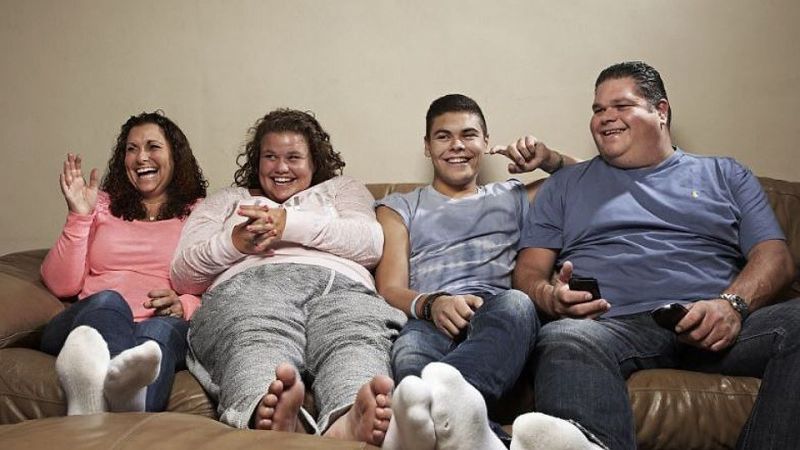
[377, 94, 579, 450]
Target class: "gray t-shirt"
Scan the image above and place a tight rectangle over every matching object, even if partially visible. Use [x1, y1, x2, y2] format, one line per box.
[521, 148, 785, 317]
[376, 180, 529, 296]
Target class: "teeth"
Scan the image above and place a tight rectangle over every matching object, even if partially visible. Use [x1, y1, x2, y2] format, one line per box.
[447, 158, 468, 163]
[602, 129, 624, 136]
[136, 168, 157, 176]
[272, 177, 293, 183]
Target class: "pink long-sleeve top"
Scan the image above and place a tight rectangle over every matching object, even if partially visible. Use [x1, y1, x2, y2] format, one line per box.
[41, 191, 201, 321]
[171, 176, 383, 295]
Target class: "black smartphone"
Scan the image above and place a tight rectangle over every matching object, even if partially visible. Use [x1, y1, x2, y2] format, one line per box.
[651, 303, 688, 331]
[568, 277, 602, 300]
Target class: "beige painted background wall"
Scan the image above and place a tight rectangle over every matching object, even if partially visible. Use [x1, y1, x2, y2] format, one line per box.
[1, 0, 798, 255]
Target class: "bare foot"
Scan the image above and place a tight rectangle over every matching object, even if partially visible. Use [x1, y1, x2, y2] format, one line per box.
[252, 363, 305, 432]
[324, 375, 394, 445]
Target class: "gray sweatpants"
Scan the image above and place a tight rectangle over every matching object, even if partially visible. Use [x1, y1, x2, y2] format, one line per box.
[186, 263, 406, 432]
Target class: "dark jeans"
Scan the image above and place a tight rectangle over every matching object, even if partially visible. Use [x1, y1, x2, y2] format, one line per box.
[40, 290, 189, 412]
[532, 298, 800, 450]
[392, 289, 539, 443]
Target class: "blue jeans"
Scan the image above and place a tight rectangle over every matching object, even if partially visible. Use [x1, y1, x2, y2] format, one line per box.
[40, 290, 189, 412]
[392, 290, 539, 441]
[532, 298, 800, 450]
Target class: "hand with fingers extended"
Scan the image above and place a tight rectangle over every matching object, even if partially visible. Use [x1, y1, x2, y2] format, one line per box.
[674, 299, 742, 352]
[430, 294, 484, 339]
[488, 135, 558, 174]
[232, 204, 287, 255]
[547, 261, 611, 319]
[143, 289, 184, 318]
[60, 153, 100, 215]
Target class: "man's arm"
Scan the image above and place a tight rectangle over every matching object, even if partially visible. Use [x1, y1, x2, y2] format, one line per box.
[488, 135, 580, 201]
[678, 239, 795, 351]
[376, 206, 484, 338]
[513, 248, 610, 319]
[374, 206, 416, 315]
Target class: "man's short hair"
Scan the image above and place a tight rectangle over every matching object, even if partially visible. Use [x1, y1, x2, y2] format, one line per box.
[425, 94, 488, 139]
[596, 61, 672, 127]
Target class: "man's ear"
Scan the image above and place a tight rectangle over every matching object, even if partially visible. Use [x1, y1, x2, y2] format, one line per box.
[424, 137, 431, 158]
[656, 99, 670, 126]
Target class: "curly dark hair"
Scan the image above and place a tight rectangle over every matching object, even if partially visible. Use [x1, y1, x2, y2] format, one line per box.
[233, 109, 345, 190]
[100, 111, 208, 221]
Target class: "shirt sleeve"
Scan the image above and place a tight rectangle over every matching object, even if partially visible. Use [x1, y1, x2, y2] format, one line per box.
[519, 174, 565, 250]
[40, 194, 109, 297]
[282, 176, 384, 269]
[725, 159, 786, 255]
[170, 188, 247, 295]
[374, 191, 414, 229]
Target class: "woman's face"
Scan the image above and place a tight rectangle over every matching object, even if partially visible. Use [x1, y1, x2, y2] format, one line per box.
[124, 123, 174, 201]
[258, 131, 315, 203]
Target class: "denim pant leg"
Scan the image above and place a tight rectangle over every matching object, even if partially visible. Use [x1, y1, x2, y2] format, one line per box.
[40, 290, 137, 357]
[532, 314, 678, 450]
[134, 316, 189, 412]
[679, 298, 800, 450]
[392, 319, 451, 381]
[441, 289, 538, 404]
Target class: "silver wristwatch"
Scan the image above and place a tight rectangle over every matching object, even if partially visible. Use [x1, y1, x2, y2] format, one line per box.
[719, 293, 749, 321]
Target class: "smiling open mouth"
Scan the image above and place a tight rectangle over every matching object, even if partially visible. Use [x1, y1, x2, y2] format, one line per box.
[136, 167, 158, 178]
[271, 177, 295, 185]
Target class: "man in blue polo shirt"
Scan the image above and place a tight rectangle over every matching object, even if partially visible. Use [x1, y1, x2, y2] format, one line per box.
[514, 61, 799, 449]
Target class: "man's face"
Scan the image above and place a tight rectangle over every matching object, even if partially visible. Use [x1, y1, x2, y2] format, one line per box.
[590, 77, 669, 168]
[425, 112, 487, 191]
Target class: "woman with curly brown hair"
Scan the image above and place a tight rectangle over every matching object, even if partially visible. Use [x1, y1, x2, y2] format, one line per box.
[40, 111, 207, 415]
[172, 108, 405, 446]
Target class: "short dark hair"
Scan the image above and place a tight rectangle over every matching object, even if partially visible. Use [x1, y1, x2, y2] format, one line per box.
[425, 94, 488, 139]
[101, 111, 207, 221]
[595, 61, 672, 127]
[234, 109, 345, 189]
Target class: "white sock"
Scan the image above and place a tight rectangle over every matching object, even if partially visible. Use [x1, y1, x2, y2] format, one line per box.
[55, 326, 110, 415]
[382, 375, 436, 450]
[422, 362, 506, 450]
[103, 340, 162, 412]
[510, 412, 605, 450]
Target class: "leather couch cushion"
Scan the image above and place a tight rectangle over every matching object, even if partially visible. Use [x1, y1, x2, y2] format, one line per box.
[0, 347, 215, 423]
[0, 250, 64, 349]
[0, 412, 379, 449]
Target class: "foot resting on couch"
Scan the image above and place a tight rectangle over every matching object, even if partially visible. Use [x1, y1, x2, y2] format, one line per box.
[383, 362, 506, 450]
[252, 362, 305, 432]
[103, 340, 161, 412]
[323, 375, 394, 446]
[56, 325, 111, 415]
[511, 413, 605, 450]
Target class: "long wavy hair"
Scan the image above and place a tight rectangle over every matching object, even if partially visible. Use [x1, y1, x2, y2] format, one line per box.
[233, 109, 345, 190]
[101, 111, 208, 221]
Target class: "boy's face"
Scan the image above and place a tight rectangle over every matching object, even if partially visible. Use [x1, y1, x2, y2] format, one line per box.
[425, 111, 488, 191]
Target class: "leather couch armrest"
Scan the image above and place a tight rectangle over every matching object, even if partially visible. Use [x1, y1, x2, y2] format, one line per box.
[0, 250, 64, 349]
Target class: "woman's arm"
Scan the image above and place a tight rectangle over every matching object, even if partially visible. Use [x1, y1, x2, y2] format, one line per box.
[281, 177, 384, 268]
[171, 189, 248, 295]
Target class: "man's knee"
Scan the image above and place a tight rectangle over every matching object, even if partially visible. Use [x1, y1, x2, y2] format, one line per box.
[536, 319, 610, 355]
[485, 289, 536, 318]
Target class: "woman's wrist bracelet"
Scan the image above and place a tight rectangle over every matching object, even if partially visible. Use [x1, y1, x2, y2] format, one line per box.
[409, 293, 425, 319]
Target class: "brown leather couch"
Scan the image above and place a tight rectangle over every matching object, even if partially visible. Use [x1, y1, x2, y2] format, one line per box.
[1, 179, 798, 449]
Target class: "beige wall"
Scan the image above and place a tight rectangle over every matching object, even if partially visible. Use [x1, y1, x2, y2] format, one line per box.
[1, 0, 799, 255]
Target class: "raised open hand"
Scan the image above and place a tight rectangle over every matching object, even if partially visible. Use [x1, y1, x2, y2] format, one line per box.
[59, 153, 99, 215]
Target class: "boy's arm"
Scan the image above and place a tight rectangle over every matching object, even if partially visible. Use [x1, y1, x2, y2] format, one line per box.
[375, 206, 421, 317]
